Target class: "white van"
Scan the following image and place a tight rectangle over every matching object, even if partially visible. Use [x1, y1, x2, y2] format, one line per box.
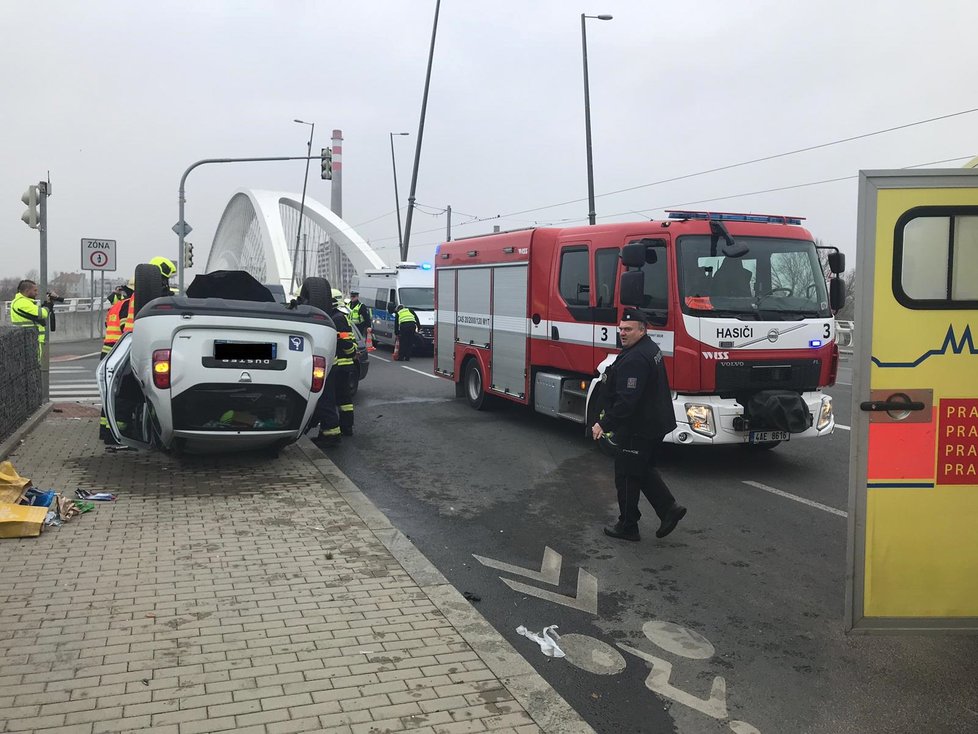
[352, 263, 434, 351]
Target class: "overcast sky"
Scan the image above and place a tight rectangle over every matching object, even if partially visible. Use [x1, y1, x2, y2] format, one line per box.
[3, 0, 976, 286]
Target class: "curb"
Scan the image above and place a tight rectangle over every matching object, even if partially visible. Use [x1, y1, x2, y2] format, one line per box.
[295, 437, 596, 734]
[51, 351, 101, 363]
[0, 402, 53, 461]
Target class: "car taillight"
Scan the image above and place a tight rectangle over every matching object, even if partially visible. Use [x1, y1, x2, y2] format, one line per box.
[153, 349, 171, 389]
[312, 355, 326, 392]
[827, 343, 839, 387]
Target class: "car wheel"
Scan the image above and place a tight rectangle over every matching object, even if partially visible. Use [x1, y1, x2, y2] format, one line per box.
[133, 263, 170, 315]
[299, 276, 332, 312]
[464, 360, 490, 411]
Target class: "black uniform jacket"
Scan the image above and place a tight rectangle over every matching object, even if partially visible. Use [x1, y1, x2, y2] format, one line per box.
[598, 335, 677, 443]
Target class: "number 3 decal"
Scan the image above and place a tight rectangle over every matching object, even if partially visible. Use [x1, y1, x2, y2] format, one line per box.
[600, 327, 609, 342]
[823, 323, 831, 339]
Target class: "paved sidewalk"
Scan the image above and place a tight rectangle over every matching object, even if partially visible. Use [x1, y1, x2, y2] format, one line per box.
[0, 410, 592, 734]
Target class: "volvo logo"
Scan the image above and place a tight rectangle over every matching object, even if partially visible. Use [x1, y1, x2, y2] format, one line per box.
[766, 328, 781, 343]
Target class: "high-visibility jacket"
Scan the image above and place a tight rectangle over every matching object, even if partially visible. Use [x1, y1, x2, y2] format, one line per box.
[349, 301, 371, 332]
[102, 296, 134, 354]
[10, 292, 49, 345]
[331, 309, 358, 367]
[395, 306, 418, 326]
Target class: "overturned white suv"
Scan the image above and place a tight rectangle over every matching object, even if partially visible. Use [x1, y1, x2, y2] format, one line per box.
[98, 267, 337, 454]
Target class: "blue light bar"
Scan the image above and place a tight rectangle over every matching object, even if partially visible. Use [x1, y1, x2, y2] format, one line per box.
[420, 262, 432, 270]
[809, 339, 822, 348]
[666, 210, 804, 226]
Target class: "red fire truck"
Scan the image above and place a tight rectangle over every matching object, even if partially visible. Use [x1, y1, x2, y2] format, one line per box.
[433, 211, 846, 448]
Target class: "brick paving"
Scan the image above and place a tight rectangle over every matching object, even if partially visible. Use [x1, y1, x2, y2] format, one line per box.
[0, 414, 562, 734]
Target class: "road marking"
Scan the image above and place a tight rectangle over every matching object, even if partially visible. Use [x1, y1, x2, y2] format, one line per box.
[401, 365, 439, 380]
[557, 634, 626, 675]
[503, 567, 598, 615]
[742, 480, 848, 518]
[371, 354, 391, 363]
[642, 620, 715, 660]
[473, 546, 562, 585]
[836, 424, 851, 431]
[51, 351, 100, 362]
[619, 643, 729, 719]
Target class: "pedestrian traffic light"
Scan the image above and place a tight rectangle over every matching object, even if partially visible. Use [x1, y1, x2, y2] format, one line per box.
[184, 242, 194, 268]
[21, 186, 39, 229]
[321, 148, 332, 180]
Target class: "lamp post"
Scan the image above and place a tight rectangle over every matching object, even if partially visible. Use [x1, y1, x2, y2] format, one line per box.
[389, 132, 410, 255]
[291, 119, 315, 294]
[581, 13, 612, 226]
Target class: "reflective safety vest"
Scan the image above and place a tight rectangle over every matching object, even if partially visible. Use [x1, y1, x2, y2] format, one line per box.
[349, 301, 370, 329]
[102, 296, 134, 354]
[334, 310, 358, 367]
[9, 292, 48, 345]
[396, 307, 418, 325]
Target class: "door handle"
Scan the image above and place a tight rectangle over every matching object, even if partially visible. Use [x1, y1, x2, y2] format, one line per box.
[860, 400, 925, 412]
[551, 326, 560, 340]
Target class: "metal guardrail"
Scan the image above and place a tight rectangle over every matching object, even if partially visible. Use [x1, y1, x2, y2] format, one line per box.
[1, 297, 104, 320]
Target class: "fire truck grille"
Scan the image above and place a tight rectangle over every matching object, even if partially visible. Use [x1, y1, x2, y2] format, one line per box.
[715, 359, 822, 396]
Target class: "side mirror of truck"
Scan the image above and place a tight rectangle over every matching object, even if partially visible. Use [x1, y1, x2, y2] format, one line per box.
[621, 238, 665, 267]
[830, 277, 846, 312]
[620, 271, 646, 307]
[387, 301, 397, 313]
[828, 251, 845, 274]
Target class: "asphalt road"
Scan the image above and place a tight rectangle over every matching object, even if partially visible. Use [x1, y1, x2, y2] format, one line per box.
[322, 352, 976, 733]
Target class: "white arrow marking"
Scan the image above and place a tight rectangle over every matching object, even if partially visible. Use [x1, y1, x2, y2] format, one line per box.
[472, 546, 562, 586]
[502, 568, 598, 615]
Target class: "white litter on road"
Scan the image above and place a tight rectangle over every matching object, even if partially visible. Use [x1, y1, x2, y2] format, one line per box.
[516, 624, 565, 658]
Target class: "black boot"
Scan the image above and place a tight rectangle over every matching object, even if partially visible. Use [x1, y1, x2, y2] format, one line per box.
[656, 504, 687, 538]
[604, 522, 640, 542]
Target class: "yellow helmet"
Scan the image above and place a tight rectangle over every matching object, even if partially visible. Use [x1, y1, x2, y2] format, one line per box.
[150, 256, 176, 279]
[331, 288, 344, 305]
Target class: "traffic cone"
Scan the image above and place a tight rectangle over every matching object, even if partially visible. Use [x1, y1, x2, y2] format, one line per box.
[392, 336, 400, 361]
[366, 328, 376, 352]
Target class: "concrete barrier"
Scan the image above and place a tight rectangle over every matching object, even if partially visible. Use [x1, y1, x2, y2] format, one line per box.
[49, 311, 104, 343]
[0, 327, 43, 444]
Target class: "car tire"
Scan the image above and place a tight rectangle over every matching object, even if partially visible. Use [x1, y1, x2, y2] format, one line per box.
[133, 263, 170, 316]
[464, 360, 491, 411]
[299, 277, 333, 312]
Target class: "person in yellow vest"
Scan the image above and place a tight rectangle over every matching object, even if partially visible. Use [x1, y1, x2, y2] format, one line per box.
[391, 303, 420, 361]
[9, 279, 56, 360]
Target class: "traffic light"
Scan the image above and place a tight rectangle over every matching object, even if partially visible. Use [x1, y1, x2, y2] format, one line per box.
[321, 147, 332, 180]
[21, 186, 39, 229]
[184, 242, 194, 268]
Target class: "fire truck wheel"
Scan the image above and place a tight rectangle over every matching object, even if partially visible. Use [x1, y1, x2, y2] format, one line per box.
[746, 440, 781, 450]
[464, 360, 490, 410]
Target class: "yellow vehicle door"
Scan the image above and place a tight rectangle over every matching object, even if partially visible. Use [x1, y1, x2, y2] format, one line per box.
[847, 169, 978, 631]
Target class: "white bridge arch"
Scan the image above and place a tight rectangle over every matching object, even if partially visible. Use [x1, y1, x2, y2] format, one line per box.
[206, 189, 386, 294]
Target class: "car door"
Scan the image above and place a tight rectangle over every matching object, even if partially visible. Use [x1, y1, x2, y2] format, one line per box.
[847, 170, 978, 631]
[97, 332, 153, 450]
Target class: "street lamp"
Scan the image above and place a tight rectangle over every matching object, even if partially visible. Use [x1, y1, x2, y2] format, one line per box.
[581, 13, 612, 225]
[389, 132, 410, 254]
[291, 118, 315, 294]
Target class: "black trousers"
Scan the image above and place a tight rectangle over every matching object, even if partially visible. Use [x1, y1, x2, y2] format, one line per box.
[398, 323, 416, 361]
[614, 438, 676, 531]
[312, 365, 354, 437]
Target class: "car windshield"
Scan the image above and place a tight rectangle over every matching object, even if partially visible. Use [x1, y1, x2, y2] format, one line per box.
[678, 235, 831, 320]
[399, 287, 434, 309]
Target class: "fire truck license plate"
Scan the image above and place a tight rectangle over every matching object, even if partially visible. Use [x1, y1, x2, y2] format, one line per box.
[748, 430, 790, 444]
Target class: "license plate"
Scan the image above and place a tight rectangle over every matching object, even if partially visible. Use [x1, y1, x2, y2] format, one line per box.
[214, 341, 277, 361]
[748, 430, 790, 444]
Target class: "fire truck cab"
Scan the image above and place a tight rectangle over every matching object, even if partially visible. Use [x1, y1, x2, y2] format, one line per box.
[433, 211, 846, 448]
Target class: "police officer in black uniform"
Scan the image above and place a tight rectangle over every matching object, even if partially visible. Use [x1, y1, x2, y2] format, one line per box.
[592, 308, 686, 542]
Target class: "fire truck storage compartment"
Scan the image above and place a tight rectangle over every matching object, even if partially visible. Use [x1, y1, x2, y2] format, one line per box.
[436, 269, 456, 376]
[534, 372, 586, 423]
[456, 268, 492, 347]
[489, 264, 528, 398]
